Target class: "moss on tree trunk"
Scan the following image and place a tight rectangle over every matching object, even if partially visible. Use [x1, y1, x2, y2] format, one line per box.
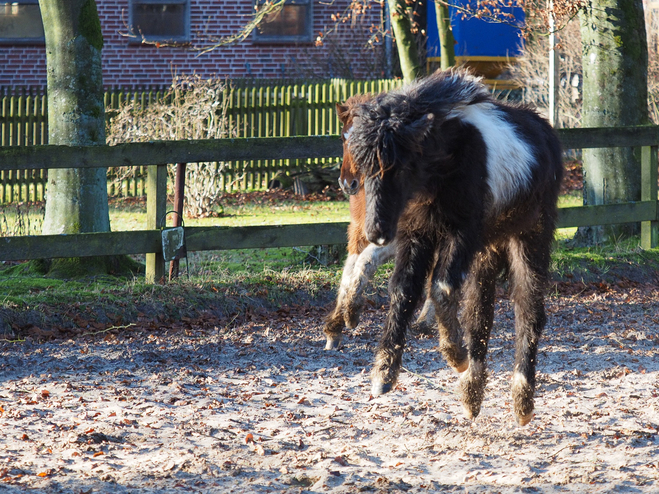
[39, 0, 137, 277]
[387, 0, 423, 83]
[577, 0, 648, 244]
[435, 1, 455, 70]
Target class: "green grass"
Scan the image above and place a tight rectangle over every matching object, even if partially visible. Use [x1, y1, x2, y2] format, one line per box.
[551, 235, 659, 283]
[109, 198, 351, 230]
[0, 198, 351, 235]
[557, 190, 582, 209]
[2, 190, 659, 331]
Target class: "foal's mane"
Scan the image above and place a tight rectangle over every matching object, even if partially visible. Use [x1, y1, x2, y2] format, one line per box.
[350, 70, 491, 178]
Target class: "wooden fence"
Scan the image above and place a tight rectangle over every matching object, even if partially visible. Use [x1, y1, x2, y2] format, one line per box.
[0, 80, 405, 203]
[0, 126, 657, 283]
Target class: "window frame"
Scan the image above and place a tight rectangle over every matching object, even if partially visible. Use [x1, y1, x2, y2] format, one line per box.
[129, 0, 190, 44]
[0, 0, 45, 45]
[252, 0, 313, 45]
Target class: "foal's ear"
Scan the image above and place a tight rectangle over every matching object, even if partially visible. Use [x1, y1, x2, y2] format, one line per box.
[411, 113, 435, 137]
[336, 103, 350, 125]
[401, 113, 435, 150]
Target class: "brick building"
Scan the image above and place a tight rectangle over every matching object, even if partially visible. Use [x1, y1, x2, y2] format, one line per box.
[0, 0, 386, 88]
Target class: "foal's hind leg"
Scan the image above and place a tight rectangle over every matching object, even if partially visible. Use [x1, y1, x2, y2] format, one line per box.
[458, 249, 502, 420]
[508, 234, 551, 426]
[324, 253, 359, 350]
[429, 240, 478, 373]
[411, 265, 439, 335]
[430, 281, 468, 372]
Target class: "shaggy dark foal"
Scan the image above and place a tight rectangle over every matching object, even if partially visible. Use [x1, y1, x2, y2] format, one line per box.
[323, 95, 436, 351]
[345, 70, 563, 426]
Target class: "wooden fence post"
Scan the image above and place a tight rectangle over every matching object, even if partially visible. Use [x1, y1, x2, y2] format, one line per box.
[641, 145, 659, 249]
[145, 164, 167, 283]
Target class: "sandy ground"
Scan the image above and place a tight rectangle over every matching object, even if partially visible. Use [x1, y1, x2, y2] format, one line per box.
[1, 284, 659, 493]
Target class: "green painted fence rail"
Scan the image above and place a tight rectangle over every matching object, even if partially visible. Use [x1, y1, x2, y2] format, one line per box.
[0, 126, 658, 282]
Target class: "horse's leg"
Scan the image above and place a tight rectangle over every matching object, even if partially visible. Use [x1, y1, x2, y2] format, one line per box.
[411, 293, 436, 335]
[507, 231, 551, 426]
[342, 242, 396, 329]
[324, 252, 359, 350]
[458, 248, 503, 420]
[371, 236, 435, 396]
[429, 237, 480, 374]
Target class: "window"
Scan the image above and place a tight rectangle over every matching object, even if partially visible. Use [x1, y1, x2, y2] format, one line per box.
[0, 0, 44, 43]
[130, 0, 189, 42]
[253, 0, 313, 44]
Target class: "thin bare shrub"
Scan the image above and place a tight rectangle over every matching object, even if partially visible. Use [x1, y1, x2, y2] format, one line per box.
[107, 75, 236, 218]
[511, 5, 659, 127]
[510, 18, 583, 128]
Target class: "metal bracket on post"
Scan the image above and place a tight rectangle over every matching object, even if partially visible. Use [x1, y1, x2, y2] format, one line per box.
[641, 145, 659, 250]
[161, 211, 189, 281]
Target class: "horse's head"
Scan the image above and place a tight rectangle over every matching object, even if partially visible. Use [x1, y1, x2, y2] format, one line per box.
[348, 96, 435, 246]
[336, 95, 372, 196]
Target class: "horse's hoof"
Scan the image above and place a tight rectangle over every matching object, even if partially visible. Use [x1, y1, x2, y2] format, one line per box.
[411, 320, 435, 336]
[371, 380, 393, 396]
[344, 307, 362, 329]
[516, 412, 534, 427]
[324, 334, 342, 350]
[462, 403, 481, 420]
[453, 359, 469, 373]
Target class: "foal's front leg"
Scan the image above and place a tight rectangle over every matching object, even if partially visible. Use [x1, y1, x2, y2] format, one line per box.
[323, 242, 396, 350]
[342, 242, 396, 329]
[324, 252, 359, 350]
[371, 238, 435, 396]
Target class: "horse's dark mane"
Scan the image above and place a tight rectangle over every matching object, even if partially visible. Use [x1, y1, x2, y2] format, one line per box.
[381, 70, 491, 116]
[350, 70, 491, 175]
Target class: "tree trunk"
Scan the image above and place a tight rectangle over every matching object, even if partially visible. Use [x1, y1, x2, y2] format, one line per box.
[435, 1, 455, 70]
[387, 0, 423, 83]
[39, 0, 115, 276]
[577, 0, 648, 244]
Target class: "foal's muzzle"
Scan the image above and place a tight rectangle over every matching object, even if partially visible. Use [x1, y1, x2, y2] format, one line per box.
[339, 176, 360, 195]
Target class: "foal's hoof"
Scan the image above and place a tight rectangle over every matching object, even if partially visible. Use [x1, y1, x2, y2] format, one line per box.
[516, 412, 534, 427]
[324, 334, 342, 350]
[370, 380, 393, 396]
[440, 343, 469, 374]
[410, 319, 435, 336]
[344, 306, 362, 329]
[462, 403, 481, 421]
[453, 359, 469, 373]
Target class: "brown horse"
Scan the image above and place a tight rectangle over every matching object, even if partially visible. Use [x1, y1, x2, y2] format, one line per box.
[323, 95, 436, 351]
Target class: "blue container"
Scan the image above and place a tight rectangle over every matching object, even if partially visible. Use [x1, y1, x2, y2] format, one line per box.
[427, 0, 525, 79]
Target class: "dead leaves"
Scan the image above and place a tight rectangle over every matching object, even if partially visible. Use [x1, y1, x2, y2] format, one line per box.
[244, 432, 266, 455]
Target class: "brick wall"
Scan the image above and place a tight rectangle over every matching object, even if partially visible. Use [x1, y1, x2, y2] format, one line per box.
[0, 0, 386, 89]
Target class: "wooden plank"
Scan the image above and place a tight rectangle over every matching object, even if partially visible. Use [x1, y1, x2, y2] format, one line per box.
[0, 136, 344, 172]
[185, 222, 349, 251]
[641, 145, 659, 249]
[4, 199, 659, 263]
[145, 164, 167, 283]
[557, 201, 658, 228]
[0, 222, 350, 262]
[1, 127, 658, 174]
[557, 126, 659, 150]
[0, 230, 161, 261]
